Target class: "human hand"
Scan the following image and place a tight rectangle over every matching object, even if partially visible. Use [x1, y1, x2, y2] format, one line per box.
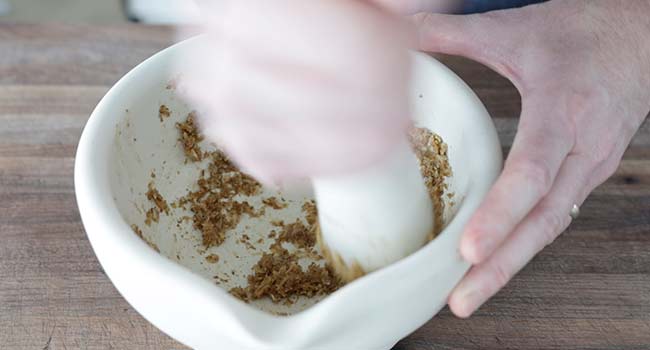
[178, 0, 413, 184]
[400, 0, 650, 317]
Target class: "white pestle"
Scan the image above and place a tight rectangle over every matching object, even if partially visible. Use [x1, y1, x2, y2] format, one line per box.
[312, 138, 434, 281]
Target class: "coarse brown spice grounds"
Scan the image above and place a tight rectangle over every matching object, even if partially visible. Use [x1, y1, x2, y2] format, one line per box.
[176, 111, 205, 162]
[159, 104, 171, 121]
[409, 127, 453, 239]
[136, 108, 452, 305]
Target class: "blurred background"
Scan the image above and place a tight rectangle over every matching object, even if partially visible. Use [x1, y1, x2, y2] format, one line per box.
[0, 0, 198, 24]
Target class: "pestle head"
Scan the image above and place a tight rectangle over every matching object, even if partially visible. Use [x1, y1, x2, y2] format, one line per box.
[312, 137, 435, 281]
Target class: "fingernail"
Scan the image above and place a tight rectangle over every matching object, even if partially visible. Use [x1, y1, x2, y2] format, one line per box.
[462, 233, 493, 264]
[451, 287, 480, 318]
[452, 273, 491, 316]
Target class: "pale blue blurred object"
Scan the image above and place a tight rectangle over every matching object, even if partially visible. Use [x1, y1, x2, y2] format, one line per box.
[0, 0, 10, 16]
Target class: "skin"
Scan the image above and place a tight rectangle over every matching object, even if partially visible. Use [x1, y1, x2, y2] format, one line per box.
[403, 0, 650, 317]
[182, 0, 650, 317]
[180, 0, 414, 183]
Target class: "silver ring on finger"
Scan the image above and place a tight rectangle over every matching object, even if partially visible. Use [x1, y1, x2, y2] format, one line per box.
[569, 203, 580, 220]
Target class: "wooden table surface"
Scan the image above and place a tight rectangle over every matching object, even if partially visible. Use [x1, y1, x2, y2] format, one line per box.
[1, 24, 649, 350]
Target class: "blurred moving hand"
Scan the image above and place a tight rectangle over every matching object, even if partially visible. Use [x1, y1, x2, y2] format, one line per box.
[391, 0, 649, 317]
[180, 0, 414, 184]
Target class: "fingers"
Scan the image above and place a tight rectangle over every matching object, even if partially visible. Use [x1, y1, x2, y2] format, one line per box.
[460, 96, 575, 264]
[449, 154, 593, 318]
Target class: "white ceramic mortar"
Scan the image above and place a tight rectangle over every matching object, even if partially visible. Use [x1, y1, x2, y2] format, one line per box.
[75, 37, 502, 350]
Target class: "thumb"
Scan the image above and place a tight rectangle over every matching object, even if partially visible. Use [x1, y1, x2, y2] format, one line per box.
[413, 10, 529, 83]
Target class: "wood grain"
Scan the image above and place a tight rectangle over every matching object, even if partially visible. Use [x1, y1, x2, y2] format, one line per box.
[0, 24, 649, 350]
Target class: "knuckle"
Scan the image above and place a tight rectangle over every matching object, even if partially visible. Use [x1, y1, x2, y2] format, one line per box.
[589, 141, 617, 166]
[513, 159, 554, 196]
[488, 261, 512, 290]
[565, 88, 597, 120]
[537, 208, 566, 247]
[601, 158, 621, 179]
[581, 125, 622, 167]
